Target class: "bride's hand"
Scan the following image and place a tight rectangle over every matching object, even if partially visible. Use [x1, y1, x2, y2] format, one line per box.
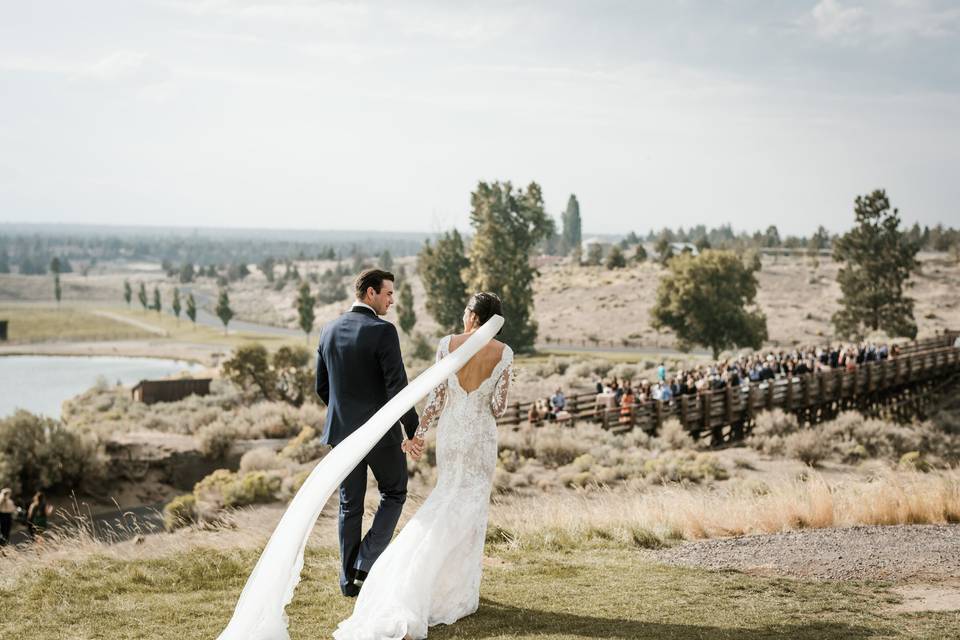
[402, 437, 425, 460]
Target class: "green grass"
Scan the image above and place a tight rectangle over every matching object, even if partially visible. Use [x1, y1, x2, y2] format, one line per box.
[1, 545, 955, 639]
[0, 303, 309, 355]
[107, 306, 318, 354]
[0, 305, 153, 343]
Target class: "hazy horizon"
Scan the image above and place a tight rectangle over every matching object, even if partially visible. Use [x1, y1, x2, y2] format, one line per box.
[2, 1, 958, 235]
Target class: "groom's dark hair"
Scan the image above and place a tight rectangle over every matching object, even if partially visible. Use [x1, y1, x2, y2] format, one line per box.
[355, 268, 395, 299]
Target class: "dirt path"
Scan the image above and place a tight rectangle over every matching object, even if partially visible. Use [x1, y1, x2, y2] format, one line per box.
[93, 310, 169, 336]
[650, 523, 960, 582]
[648, 524, 960, 612]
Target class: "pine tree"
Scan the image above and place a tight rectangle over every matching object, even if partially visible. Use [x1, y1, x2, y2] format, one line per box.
[123, 280, 132, 307]
[54, 274, 62, 307]
[379, 250, 394, 271]
[172, 288, 182, 325]
[418, 230, 470, 334]
[396, 281, 416, 335]
[561, 194, 582, 255]
[186, 293, 197, 327]
[295, 281, 316, 341]
[832, 189, 919, 339]
[152, 286, 162, 314]
[138, 282, 148, 311]
[464, 181, 554, 352]
[216, 289, 233, 335]
[651, 250, 768, 360]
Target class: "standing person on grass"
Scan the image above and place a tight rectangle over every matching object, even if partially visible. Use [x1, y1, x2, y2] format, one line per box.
[0, 488, 15, 546]
[27, 492, 51, 540]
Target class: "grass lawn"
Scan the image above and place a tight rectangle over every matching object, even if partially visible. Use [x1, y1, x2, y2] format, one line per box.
[0, 305, 153, 343]
[0, 304, 309, 355]
[106, 306, 308, 351]
[1, 544, 954, 639]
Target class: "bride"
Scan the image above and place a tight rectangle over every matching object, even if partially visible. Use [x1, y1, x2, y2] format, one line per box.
[333, 291, 513, 640]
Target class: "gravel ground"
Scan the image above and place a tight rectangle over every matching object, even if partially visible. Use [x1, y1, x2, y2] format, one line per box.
[648, 524, 960, 583]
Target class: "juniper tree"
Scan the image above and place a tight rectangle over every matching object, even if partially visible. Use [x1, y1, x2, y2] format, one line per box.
[152, 286, 161, 315]
[418, 229, 470, 334]
[561, 194, 582, 255]
[832, 189, 919, 339]
[295, 281, 316, 342]
[396, 281, 416, 335]
[216, 288, 233, 335]
[186, 293, 197, 327]
[172, 288, 182, 325]
[605, 245, 626, 269]
[651, 250, 768, 360]
[138, 282, 148, 311]
[464, 181, 554, 352]
[123, 280, 132, 307]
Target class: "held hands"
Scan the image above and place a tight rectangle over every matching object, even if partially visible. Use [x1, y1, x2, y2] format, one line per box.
[402, 436, 425, 461]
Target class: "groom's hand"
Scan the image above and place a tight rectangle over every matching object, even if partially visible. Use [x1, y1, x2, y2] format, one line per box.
[402, 437, 425, 461]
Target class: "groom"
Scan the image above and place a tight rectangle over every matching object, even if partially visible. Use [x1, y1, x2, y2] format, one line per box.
[315, 268, 424, 597]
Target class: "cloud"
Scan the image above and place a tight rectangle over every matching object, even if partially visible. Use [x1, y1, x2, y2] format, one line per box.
[159, 0, 369, 28]
[812, 0, 866, 39]
[810, 0, 960, 42]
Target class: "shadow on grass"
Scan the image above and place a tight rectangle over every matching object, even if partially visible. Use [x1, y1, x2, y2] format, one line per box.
[430, 598, 874, 640]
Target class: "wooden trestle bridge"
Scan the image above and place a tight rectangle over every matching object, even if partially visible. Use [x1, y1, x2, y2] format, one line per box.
[497, 331, 960, 444]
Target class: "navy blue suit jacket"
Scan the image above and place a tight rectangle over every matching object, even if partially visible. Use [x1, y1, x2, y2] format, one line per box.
[315, 306, 419, 448]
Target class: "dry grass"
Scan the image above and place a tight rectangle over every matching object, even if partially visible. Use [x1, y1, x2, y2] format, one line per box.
[532, 254, 960, 348]
[487, 470, 960, 549]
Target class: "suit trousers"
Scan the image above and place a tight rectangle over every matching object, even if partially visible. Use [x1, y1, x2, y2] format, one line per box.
[338, 442, 407, 595]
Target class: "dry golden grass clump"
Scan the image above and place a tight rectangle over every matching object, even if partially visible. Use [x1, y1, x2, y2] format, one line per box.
[488, 469, 960, 550]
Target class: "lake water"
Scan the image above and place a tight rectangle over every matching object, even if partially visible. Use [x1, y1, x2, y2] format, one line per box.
[0, 355, 205, 419]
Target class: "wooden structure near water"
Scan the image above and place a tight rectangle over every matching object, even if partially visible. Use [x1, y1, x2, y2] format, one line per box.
[498, 331, 960, 444]
[131, 378, 212, 405]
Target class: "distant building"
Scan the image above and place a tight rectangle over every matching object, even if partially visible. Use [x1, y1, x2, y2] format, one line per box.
[132, 378, 212, 405]
[670, 242, 699, 256]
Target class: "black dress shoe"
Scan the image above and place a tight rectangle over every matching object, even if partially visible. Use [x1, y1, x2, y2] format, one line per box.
[353, 569, 368, 588]
[342, 582, 360, 598]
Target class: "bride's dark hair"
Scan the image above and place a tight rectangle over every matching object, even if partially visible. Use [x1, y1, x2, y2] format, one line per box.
[466, 292, 503, 335]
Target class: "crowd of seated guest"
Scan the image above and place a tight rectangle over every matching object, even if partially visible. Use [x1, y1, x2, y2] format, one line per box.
[587, 342, 900, 422]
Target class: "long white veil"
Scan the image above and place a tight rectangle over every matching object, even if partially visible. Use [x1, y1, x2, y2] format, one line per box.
[216, 315, 505, 640]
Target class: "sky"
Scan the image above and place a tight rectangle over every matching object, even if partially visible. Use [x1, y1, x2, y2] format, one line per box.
[1, 0, 958, 236]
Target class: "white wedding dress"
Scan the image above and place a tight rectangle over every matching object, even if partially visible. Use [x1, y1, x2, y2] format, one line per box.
[333, 335, 513, 640]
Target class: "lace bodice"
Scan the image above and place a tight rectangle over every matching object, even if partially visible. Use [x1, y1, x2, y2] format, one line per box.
[414, 335, 513, 440]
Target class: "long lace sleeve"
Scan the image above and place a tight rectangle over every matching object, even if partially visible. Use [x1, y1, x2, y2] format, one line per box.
[414, 382, 446, 439]
[490, 362, 512, 418]
[414, 338, 449, 440]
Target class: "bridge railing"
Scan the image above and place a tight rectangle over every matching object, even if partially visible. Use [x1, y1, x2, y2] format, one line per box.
[499, 331, 960, 441]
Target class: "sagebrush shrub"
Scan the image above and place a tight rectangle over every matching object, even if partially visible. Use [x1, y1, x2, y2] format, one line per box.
[657, 419, 695, 451]
[197, 421, 238, 459]
[163, 493, 197, 531]
[784, 430, 830, 466]
[239, 448, 286, 473]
